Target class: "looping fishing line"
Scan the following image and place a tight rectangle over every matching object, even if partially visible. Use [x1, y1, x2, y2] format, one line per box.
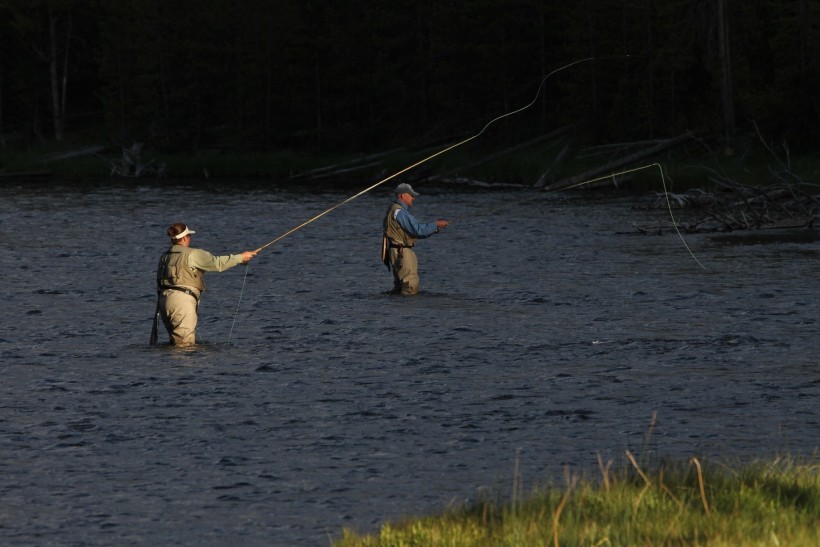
[251, 55, 633, 255]
[227, 263, 250, 344]
[651, 162, 706, 270]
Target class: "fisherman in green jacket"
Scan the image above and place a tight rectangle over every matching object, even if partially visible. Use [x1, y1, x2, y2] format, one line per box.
[383, 183, 449, 295]
[153, 223, 256, 347]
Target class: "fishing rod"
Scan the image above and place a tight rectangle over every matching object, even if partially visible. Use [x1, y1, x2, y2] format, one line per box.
[251, 55, 635, 255]
[451, 162, 706, 269]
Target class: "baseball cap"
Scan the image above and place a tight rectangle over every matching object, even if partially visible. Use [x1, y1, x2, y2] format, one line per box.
[394, 183, 419, 196]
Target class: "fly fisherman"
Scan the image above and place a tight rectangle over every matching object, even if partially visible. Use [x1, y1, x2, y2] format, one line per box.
[151, 223, 256, 347]
[382, 183, 449, 295]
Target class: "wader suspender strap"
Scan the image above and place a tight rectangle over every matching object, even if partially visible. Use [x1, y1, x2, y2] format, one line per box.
[393, 245, 404, 270]
[381, 236, 390, 270]
[150, 251, 171, 346]
[149, 295, 160, 346]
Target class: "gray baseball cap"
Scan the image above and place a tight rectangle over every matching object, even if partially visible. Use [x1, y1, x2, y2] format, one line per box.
[394, 183, 419, 196]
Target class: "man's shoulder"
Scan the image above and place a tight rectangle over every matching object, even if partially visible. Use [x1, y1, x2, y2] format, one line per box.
[386, 201, 405, 215]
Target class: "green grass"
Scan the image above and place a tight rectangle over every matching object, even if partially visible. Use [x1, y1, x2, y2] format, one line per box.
[334, 455, 819, 546]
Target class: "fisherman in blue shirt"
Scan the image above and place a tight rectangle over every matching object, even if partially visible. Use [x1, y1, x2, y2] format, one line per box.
[382, 183, 449, 295]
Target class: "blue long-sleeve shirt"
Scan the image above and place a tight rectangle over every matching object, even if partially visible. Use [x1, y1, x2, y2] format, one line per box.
[391, 200, 439, 238]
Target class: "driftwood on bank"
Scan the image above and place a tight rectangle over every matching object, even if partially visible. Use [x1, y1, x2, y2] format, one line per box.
[641, 180, 820, 234]
[110, 143, 166, 178]
[540, 131, 694, 192]
[287, 127, 575, 185]
[0, 170, 51, 178]
[575, 139, 679, 159]
[1, 144, 109, 178]
[532, 125, 818, 235]
[636, 134, 820, 234]
[285, 134, 476, 182]
[287, 148, 404, 180]
[41, 145, 109, 163]
[534, 138, 575, 188]
[426, 125, 573, 184]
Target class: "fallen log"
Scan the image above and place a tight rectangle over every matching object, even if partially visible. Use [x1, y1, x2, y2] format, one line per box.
[288, 148, 404, 180]
[432, 176, 527, 188]
[0, 170, 51, 178]
[109, 143, 166, 178]
[576, 139, 673, 159]
[309, 160, 384, 179]
[426, 125, 573, 183]
[534, 138, 575, 188]
[541, 131, 695, 192]
[41, 145, 109, 163]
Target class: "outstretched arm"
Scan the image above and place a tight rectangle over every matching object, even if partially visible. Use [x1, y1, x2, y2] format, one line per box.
[395, 209, 443, 238]
[188, 248, 257, 272]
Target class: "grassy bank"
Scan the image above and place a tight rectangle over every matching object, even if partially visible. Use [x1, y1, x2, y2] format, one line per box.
[334, 455, 819, 546]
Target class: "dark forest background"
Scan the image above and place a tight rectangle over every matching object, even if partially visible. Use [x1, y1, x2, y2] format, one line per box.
[0, 0, 817, 174]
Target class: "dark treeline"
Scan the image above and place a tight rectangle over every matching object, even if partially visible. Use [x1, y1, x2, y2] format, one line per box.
[0, 0, 817, 155]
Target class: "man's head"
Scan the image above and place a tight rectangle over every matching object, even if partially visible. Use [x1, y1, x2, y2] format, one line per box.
[168, 223, 195, 246]
[394, 183, 419, 205]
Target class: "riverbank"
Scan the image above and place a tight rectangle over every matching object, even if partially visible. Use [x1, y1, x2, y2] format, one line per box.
[4, 137, 815, 192]
[334, 456, 819, 546]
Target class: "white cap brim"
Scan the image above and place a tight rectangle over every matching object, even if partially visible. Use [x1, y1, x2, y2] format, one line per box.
[174, 227, 196, 239]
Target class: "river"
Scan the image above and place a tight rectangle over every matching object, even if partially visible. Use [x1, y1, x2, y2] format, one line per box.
[1, 179, 817, 545]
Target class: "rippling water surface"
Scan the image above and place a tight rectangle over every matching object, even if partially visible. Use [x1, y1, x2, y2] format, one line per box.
[1, 180, 818, 545]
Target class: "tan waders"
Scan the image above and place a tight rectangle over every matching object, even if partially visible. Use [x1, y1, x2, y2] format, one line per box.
[159, 289, 198, 347]
[388, 246, 419, 295]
